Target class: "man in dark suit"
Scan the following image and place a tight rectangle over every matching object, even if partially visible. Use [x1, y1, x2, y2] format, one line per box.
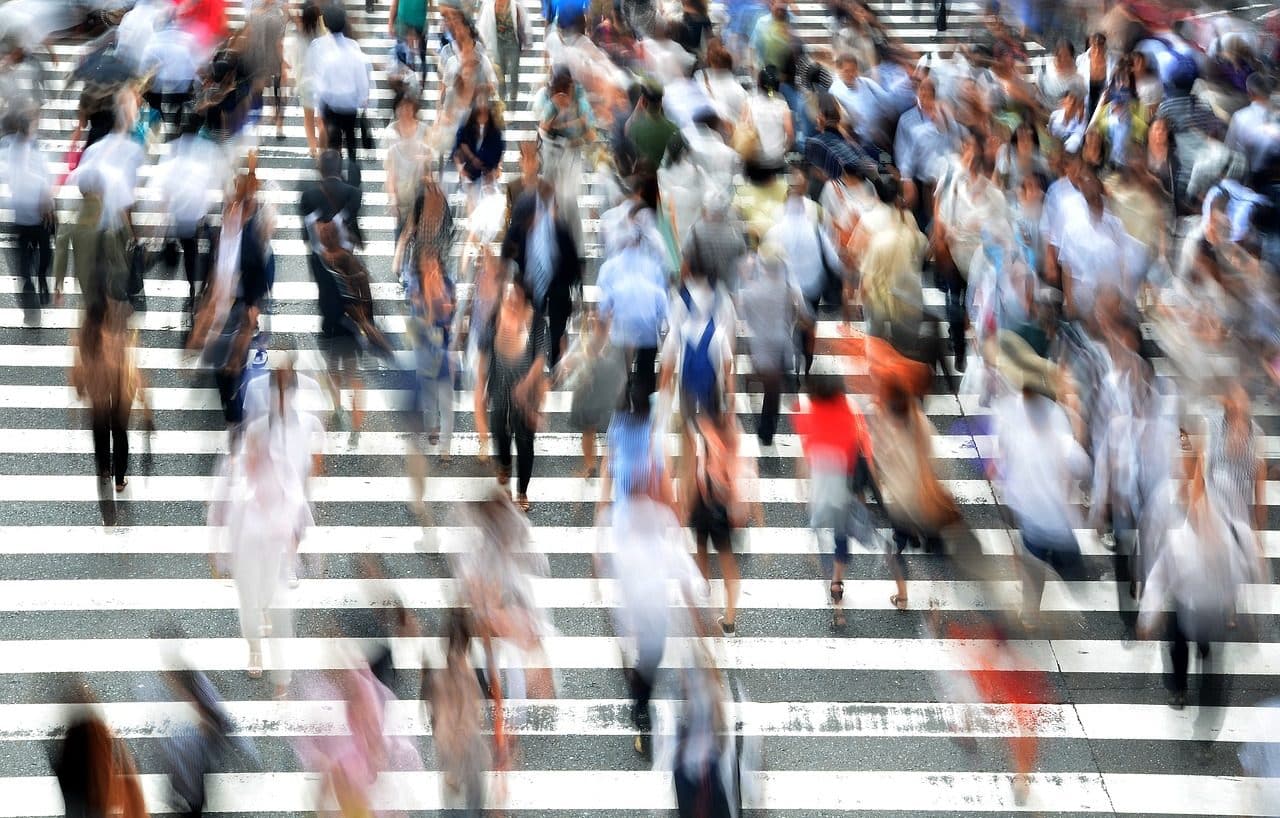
[299, 149, 363, 338]
[502, 179, 581, 368]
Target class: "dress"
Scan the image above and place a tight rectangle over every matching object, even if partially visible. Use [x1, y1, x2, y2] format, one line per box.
[567, 342, 626, 432]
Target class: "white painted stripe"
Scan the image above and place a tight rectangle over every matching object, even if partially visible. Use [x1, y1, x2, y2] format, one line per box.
[0, 474, 999, 505]
[5, 576, 1267, 615]
[4, 525, 1279, 559]
[0, 428, 992, 461]
[1, 699, 1275, 743]
[0, 771, 1269, 815]
[0, 276, 952, 314]
[1, 636, 1277, 676]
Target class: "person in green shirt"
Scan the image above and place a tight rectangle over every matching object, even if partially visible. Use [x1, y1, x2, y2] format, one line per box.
[750, 0, 793, 76]
[388, 0, 429, 79]
[624, 85, 678, 171]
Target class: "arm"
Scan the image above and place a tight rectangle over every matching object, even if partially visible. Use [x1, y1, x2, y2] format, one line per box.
[1254, 455, 1266, 533]
[474, 353, 490, 446]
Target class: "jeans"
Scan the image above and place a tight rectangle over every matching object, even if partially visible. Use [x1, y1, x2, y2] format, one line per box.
[935, 263, 967, 361]
[11, 222, 51, 306]
[322, 106, 360, 162]
[496, 40, 521, 106]
[491, 406, 535, 495]
[91, 401, 130, 484]
[417, 374, 454, 448]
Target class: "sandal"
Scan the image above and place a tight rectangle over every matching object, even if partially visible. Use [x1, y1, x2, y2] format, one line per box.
[890, 593, 908, 611]
[830, 580, 844, 604]
[114, 479, 128, 493]
[831, 610, 847, 629]
[515, 494, 531, 513]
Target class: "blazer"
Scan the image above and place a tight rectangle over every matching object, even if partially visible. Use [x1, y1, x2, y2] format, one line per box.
[502, 190, 581, 316]
[298, 160, 364, 248]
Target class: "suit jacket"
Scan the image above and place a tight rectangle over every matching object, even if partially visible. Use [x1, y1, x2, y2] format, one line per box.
[298, 160, 364, 249]
[502, 190, 581, 317]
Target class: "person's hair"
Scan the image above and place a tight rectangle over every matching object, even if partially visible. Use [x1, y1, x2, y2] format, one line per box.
[758, 66, 780, 95]
[79, 300, 108, 361]
[639, 83, 663, 107]
[1246, 72, 1274, 100]
[321, 3, 346, 35]
[633, 170, 660, 210]
[874, 172, 900, 206]
[299, 0, 321, 36]
[550, 67, 574, 95]
[807, 374, 845, 401]
[1054, 38, 1076, 59]
[706, 40, 733, 71]
[463, 96, 503, 133]
[317, 149, 342, 178]
[394, 90, 421, 113]
[443, 608, 472, 656]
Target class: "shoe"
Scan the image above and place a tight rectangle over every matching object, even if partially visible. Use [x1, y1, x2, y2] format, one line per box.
[718, 616, 736, 637]
[1168, 691, 1187, 710]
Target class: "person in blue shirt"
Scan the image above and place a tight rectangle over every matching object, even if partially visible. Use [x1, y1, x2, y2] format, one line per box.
[405, 250, 457, 519]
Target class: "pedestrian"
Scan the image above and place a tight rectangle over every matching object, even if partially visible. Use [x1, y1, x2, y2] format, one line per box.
[0, 110, 54, 308]
[503, 178, 582, 368]
[795, 374, 873, 628]
[683, 413, 745, 636]
[307, 5, 372, 162]
[210, 367, 319, 696]
[406, 251, 457, 520]
[52, 686, 148, 818]
[453, 97, 506, 209]
[475, 281, 550, 512]
[596, 207, 668, 398]
[382, 92, 431, 241]
[423, 610, 490, 814]
[293, 0, 325, 158]
[477, 0, 531, 109]
[557, 309, 626, 477]
[70, 301, 152, 494]
[990, 331, 1091, 630]
[738, 239, 806, 446]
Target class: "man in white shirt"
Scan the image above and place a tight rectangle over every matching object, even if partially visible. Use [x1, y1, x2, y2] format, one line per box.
[114, 0, 164, 72]
[1055, 174, 1133, 321]
[0, 111, 53, 306]
[828, 51, 891, 148]
[306, 6, 372, 161]
[141, 20, 199, 139]
[1225, 73, 1279, 176]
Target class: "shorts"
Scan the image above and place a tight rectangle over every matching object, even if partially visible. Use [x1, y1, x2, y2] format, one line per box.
[689, 494, 732, 553]
[321, 333, 359, 372]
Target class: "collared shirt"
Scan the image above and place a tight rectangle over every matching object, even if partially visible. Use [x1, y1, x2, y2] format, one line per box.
[156, 135, 225, 231]
[894, 104, 959, 183]
[1226, 101, 1280, 173]
[993, 392, 1090, 542]
[306, 33, 372, 111]
[764, 196, 824, 300]
[828, 75, 890, 146]
[0, 135, 52, 225]
[115, 0, 164, 68]
[1056, 208, 1133, 313]
[71, 133, 144, 231]
[598, 247, 669, 348]
[142, 27, 199, 92]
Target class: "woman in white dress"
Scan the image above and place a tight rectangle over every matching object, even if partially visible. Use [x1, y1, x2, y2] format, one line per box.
[210, 368, 322, 696]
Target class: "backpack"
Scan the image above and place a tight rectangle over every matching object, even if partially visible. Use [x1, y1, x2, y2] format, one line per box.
[679, 286, 721, 414]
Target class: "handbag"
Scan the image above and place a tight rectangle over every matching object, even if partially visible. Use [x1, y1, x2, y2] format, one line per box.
[731, 105, 761, 161]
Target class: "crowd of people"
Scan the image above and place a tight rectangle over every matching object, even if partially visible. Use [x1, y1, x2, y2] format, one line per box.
[4, 0, 1280, 813]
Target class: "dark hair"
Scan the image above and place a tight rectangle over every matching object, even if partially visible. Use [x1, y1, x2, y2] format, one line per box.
[550, 67, 574, 95]
[807, 374, 845, 401]
[322, 3, 347, 35]
[1246, 72, 1274, 100]
[1054, 38, 1076, 59]
[758, 66, 780, 95]
[317, 149, 342, 178]
[300, 0, 321, 36]
[706, 40, 733, 71]
[874, 172, 899, 205]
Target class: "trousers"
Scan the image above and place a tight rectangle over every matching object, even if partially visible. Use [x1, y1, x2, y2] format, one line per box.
[322, 106, 360, 162]
[491, 405, 535, 494]
[91, 400, 130, 484]
[11, 222, 51, 305]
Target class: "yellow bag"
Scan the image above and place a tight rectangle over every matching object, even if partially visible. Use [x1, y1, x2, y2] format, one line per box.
[731, 106, 760, 161]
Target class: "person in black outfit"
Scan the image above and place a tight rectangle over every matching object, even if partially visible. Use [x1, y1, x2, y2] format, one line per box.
[502, 179, 581, 368]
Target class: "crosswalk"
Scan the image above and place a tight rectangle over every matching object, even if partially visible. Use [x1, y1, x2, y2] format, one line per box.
[1, 0, 1278, 815]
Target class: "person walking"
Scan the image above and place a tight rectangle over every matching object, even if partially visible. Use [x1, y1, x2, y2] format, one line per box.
[503, 179, 582, 369]
[477, 0, 531, 109]
[70, 302, 152, 495]
[475, 281, 549, 512]
[307, 5, 372, 162]
[738, 240, 806, 446]
[1, 110, 54, 309]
